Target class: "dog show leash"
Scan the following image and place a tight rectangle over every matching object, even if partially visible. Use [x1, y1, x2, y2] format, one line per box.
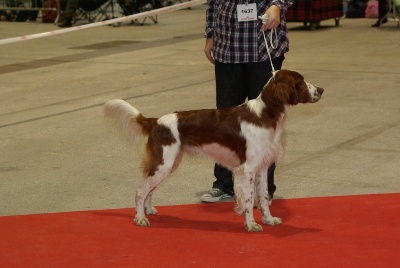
[258, 13, 278, 81]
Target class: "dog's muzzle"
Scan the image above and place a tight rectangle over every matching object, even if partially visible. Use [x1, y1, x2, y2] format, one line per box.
[312, 87, 324, 102]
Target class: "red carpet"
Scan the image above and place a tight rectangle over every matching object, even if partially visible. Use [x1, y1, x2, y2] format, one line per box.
[1, 193, 399, 267]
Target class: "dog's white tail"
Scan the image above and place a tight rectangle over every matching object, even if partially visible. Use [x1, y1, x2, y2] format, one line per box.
[104, 99, 148, 145]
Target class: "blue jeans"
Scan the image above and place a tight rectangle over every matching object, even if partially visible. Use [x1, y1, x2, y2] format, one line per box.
[212, 56, 284, 197]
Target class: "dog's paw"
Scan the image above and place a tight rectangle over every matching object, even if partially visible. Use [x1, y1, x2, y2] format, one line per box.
[145, 206, 158, 215]
[262, 215, 282, 226]
[245, 222, 263, 232]
[135, 216, 150, 226]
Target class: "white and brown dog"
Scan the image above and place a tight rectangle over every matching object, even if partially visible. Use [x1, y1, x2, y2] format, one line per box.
[104, 69, 324, 232]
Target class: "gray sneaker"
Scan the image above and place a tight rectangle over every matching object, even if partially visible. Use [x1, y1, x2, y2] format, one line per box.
[201, 188, 231, 203]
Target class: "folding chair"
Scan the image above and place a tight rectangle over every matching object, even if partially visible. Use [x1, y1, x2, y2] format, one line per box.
[117, 0, 162, 25]
[73, 0, 115, 24]
[381, 0, 400, 27]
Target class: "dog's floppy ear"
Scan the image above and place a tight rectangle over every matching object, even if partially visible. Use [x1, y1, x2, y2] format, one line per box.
[271, 70, 298, 105]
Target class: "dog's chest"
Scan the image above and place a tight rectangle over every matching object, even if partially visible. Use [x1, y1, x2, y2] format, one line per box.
[240, 116, 286, 163]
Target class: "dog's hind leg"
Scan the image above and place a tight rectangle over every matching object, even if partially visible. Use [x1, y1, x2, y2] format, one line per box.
[256, 167, 282, 226]
[143, 149, 183, 216]
[135, 143, 181, 227]
[144, 190, 157, 215]
[135, 166, 172, 226]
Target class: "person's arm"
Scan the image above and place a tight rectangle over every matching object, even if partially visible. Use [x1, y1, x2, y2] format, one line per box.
[270, 0, 294, 12]
[204, 0, 218, 64]
[204, 38, 215, 65]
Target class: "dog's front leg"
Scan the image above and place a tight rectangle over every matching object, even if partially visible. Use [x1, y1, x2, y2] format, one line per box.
[234, 167, 263, 232]
[256, 167, 282, 226]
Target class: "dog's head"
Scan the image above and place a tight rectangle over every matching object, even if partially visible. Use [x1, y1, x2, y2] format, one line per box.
[264, 70, 324, 105]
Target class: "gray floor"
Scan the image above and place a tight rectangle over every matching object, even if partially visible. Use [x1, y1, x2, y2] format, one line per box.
[1, 4, 399, 216]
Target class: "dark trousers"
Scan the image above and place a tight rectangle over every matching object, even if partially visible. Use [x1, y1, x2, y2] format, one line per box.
[28, 0, 42, 20]
[212, 56, 284, 197]
[62, 0, 78, 18]
[378, 0, 388, 19]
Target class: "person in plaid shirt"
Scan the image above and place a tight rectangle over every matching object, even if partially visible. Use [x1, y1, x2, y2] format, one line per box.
[201, 0, 294, 203]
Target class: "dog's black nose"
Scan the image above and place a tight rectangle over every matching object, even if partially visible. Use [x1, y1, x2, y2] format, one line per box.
[317, 87, 324, 95]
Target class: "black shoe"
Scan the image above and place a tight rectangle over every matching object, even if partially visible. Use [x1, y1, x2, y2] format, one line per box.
[371, 18, 388, 27]
[58, 19, 72, 28]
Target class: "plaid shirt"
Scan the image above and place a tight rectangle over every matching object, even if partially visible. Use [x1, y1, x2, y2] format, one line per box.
[205, 0, 294, 63]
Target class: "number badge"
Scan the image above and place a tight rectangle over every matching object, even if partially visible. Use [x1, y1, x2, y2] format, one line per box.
[237, 3, 257, 22]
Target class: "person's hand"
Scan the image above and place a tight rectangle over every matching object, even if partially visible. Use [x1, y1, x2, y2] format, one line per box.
[204, 38, 215, 65]
[262, 5, 281, 31]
